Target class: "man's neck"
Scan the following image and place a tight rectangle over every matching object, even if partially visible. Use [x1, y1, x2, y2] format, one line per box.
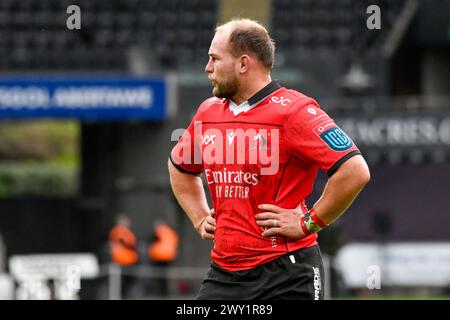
[231, 76, 272, 105]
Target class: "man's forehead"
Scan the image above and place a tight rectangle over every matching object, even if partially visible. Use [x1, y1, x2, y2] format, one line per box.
[209, 29, 230, 55]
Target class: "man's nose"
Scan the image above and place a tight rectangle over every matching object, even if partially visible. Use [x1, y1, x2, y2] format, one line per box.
[205, 59, 212, 73]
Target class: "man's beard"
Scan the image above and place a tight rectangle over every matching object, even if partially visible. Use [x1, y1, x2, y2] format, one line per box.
[212, 78, 238, 99]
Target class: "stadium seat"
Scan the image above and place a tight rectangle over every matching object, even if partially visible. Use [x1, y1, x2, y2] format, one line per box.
[272, 0, 407, 65]
[1, 0, 219, 71]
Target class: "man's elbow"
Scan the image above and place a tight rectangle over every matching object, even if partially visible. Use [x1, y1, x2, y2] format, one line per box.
[355, 157, 371, 188]
[359, 165, 371, 187]
[339, 155, 371, 188]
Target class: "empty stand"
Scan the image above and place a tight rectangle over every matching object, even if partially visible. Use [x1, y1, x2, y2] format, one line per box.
[0, 0, 219, 71]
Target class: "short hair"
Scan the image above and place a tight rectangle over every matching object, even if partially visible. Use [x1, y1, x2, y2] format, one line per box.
[216, 18, 276, 70]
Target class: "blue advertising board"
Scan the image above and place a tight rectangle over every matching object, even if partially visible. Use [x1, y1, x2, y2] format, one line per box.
[0, 76, 169, 120]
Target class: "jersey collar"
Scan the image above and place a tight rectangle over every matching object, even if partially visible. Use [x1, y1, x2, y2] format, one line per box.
[248, 80, 281, 105]
[229, 81, 281, 116]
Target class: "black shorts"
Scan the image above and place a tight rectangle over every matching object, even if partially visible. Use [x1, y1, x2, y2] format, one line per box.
[197, 245, 325, 300]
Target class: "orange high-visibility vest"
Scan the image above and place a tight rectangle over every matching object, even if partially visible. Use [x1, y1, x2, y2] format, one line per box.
[109, 225, 137, 248]
[109, 225, 138, 266]
[149, 224, 179, 262]
[110, 243, 139, 266]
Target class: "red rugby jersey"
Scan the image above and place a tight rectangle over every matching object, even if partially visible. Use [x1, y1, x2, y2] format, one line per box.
[171, 81, 361, 271]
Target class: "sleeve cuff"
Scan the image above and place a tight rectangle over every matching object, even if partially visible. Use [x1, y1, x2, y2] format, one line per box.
[169, 154, 203, 176]
[327, 150, 362, 177]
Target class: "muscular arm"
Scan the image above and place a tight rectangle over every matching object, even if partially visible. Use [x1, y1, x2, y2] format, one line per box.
[311, 154, 370, 225]
[168, 160, 215, 239]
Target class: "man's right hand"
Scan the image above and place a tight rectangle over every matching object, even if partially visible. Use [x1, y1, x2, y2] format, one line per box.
[197, 208, 216, 240]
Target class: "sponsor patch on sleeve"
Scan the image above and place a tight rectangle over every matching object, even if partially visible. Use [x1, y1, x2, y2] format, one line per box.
[314, 123, 354, 151]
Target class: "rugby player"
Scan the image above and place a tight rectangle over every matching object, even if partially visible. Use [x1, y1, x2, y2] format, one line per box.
[168, 18, 370, 300]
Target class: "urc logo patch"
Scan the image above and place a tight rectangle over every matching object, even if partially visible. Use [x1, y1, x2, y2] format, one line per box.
[320, 127, 353, 151]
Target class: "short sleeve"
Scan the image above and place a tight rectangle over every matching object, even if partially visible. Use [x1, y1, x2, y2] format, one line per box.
[170, 113, 204, 175]
[285, 103, 361, 176]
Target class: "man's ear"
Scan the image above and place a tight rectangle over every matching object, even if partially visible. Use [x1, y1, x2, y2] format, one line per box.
[239, 55, 250, 73]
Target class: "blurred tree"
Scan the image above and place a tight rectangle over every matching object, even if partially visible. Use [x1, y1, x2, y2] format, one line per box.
[0, 120, 79, 197]
[0, 120, 78, 164]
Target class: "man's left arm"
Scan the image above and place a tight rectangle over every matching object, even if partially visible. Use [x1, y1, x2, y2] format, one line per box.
[308, 154, 370, 226]
[256, 155, 370, 238]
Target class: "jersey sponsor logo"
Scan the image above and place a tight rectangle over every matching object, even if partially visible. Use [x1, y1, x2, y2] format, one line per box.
[302, 114, 328, 127]
[204, 168, 259, 186]
[251, 133, 267, 150]
[307, 107, 317, 115]
[319, 126, 354, 151]
[202, 134, 216, 145]
[227, 131, 236, 145]
[204, 168, 258, 199]
[270, 96, 291, 106]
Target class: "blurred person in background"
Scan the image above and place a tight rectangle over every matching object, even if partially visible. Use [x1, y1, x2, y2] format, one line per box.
[108, 213, 139, 298]
[168, 18, 370, 299]
[148, 220, 179, 297]
[109, 214, 139, 266]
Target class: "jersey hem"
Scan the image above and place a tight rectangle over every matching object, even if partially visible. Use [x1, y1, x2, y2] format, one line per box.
[211, 236, 318, 272]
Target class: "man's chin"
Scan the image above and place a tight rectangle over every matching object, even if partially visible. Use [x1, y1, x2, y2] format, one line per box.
[212, 84, 235, 99]
[213, 88, 225, 99]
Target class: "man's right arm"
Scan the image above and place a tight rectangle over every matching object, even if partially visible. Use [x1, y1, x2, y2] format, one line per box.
[168, 159, 216, 240]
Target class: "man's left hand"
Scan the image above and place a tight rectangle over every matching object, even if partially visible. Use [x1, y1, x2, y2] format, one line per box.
[255, 204, 306, 239]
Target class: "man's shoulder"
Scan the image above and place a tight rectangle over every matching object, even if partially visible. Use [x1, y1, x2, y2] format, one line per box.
[194, 96, 226, 117]
[272, 87, 320, 114]
[199, 96, 226, 109]
[278, 88, 333, 128]
[282, 88, 319, 107]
